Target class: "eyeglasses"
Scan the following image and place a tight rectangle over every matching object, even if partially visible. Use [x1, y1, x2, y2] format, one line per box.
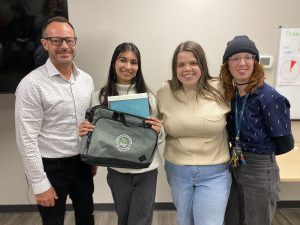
[228, 54, 256, 65]
[43, 37, 77, 46]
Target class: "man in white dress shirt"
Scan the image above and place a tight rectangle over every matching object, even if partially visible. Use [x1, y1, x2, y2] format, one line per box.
[15, 16, 95, 225]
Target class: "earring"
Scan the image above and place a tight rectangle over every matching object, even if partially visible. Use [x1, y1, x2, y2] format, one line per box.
[232, 79, 236, 86]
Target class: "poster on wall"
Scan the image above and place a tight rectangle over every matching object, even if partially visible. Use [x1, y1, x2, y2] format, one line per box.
[276, 27, 300, 86]
[275, 26, 300, 120]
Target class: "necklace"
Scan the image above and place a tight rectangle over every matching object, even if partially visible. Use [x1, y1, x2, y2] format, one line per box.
[235, 82, 249, 85]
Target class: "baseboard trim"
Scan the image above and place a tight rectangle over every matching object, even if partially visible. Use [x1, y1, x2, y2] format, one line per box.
[277, 201, 300, 208]
[0, 201, 298, 213]
[0, 203, 176, 213]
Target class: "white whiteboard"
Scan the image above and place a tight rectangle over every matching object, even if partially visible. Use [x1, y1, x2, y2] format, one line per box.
[275, 26, 300, 120]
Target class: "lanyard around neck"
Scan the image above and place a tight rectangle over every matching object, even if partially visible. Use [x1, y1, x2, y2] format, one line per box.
[235, 91, 249, 142]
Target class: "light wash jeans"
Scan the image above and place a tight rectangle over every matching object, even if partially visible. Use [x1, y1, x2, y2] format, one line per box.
[165, 160, 231, 225]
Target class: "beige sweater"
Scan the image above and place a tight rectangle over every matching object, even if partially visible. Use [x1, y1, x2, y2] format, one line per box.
[92, 83, 164, 173]
[156, 80, 230, 165]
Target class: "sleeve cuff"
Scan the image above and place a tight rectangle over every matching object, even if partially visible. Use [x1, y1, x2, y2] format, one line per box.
[32, 178, 52, 195]
[157, 126, 166, 145]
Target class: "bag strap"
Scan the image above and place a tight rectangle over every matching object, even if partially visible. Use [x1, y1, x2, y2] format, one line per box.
[85, 108, 94, 122]
[119, 113, 151, 128]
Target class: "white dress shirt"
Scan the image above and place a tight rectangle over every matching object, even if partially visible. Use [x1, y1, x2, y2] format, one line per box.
[15, 59, 94, 194]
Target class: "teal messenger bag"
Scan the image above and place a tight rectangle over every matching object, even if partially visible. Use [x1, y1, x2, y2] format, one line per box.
[80, 105, 158, 169]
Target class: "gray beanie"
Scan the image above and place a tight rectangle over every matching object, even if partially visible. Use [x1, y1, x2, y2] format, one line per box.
[222, 35, 259, 63]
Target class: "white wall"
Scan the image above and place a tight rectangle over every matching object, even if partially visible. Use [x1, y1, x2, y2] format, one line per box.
[0, 0, 300, 205]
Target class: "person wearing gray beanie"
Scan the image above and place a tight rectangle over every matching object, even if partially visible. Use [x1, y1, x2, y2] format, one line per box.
[219, 36, 294, 225]
[222, 35, 259, 63]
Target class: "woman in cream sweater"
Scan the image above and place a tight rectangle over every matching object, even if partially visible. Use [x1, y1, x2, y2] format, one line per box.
[156, 41, 231, 225]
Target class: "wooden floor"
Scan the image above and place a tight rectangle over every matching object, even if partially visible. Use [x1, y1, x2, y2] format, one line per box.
[0, 209, 299, 225]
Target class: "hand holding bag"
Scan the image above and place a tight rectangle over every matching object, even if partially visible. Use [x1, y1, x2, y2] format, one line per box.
[80, 105, 158, 169]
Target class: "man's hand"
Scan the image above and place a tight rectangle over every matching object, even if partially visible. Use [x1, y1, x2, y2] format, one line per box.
[92, 165, 98, 177]
[78, 120, 95, 136]
[35, 187, 58, 207]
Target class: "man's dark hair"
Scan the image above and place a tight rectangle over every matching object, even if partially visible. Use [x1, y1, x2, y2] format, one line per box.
[42, 16, 75, 38]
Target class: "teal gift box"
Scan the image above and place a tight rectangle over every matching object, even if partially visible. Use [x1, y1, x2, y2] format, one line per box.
[108, 93, 149, 118]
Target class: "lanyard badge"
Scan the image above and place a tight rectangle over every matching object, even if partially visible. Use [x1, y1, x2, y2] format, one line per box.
[229, 92, 249, 169]
[229, 144, 246, 169]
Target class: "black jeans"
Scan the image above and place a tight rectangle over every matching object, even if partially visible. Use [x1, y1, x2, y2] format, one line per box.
[107, 168, 158, 225]
[38, 155, 94, 225]
[225, 151, 280, 225]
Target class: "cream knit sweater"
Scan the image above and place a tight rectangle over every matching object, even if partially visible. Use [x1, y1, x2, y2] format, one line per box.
[91, 83, 164, 173]
[156, 80, 230, 165]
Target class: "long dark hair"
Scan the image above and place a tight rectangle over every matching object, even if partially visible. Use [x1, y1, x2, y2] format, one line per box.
[99, 42, 149, 106]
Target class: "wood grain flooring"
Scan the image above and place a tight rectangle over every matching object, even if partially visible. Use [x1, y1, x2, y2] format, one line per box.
[0, 209, 299, 225]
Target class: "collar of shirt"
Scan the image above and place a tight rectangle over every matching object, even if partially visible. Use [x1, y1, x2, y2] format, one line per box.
[45, 58, 80, 80]
[244, 82, 265, 98]
[116, 83, 136, 95]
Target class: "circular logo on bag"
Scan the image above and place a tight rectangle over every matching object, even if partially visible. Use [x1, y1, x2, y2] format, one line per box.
[115, 134, 132, 152]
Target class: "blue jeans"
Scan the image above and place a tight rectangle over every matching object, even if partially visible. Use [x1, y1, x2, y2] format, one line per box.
[165, 160, 231, 225]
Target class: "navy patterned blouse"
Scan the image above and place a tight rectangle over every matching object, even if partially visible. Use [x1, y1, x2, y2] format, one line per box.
[226, 83, 292, 154]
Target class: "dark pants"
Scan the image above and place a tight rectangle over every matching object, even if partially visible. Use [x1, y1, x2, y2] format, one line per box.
[107, 168, 158, 225]
[225, 151, 280, 225]
[38, 155, 94, 225]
